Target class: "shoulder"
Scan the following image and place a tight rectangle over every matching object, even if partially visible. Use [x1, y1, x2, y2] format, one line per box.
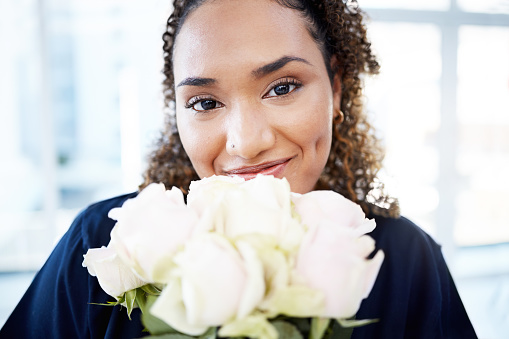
[366, 214, 447, 289]
[72, 192, 138, 249]
[370, 214, 436, 243]
[42, 192, 139, 270]
[355, 215, 477, 338]
[368, 214, 442, 260]
[0, 192, 143, 339]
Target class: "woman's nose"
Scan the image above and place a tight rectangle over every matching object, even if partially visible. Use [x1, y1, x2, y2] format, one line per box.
[225, 105, 276, 159]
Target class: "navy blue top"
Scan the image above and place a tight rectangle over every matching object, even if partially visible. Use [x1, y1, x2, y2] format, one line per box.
[0, 193, 477, 338]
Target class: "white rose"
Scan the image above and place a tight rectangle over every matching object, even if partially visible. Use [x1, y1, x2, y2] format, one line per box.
[187, 175, 245, 212]
[186, 175, 246, 234]
[291, 190, 376, 236]
[109, 183, 199, 283]
[189, 175, 304, 251]
[150, 234, 265, 336]
[82, 246, 146, 299]
[294, 220, 384, 318]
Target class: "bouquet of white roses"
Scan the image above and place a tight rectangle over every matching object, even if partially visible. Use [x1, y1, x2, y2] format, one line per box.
[83, 175, 384, 339]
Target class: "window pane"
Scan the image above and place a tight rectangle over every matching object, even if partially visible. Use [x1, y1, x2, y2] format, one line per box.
[0, 0, 55, 270]
[0, 0, 169, 271]
[361, 0, 450, 11]
[457, 0, 509, 14]
[456, 25, 509, 245]
[365, 22, 442, 237]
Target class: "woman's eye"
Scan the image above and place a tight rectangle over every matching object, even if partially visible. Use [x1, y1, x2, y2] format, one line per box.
[265, 82, 299, 98]
[191, 99, 222, 111]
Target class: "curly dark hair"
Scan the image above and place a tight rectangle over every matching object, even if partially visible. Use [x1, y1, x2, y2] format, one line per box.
[141, 0, 399, 217]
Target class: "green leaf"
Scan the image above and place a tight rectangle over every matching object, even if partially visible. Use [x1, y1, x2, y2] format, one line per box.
[140, 334, 196, 339]
[141, 284, 163, 296]
[88, 301, 121, 307]
[309, 318, 330, 339]
[272, 321, 304, 339]
[117, 293, 126, 304]
[198, 327, 217, 339]
[335, 318, 379, 328]
[135, 289, 148, 314]
[125, 289, 137, 320]
[327, 318, 378, 339]
[140, 326, 216, 339]
[284, 317, 310, 335]
[329, 321, 352, 339]
[141, 295, 178, 335]
[89, 291, 128, 310]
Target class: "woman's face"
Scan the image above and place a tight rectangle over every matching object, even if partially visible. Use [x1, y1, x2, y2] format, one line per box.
[173, 0, 341, 194]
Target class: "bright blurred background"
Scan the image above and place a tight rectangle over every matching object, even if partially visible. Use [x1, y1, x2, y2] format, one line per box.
[0, 0, 508, 337]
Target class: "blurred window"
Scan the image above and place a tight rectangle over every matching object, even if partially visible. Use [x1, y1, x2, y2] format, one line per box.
[364, 2, 509, 251]
[457, 0, 509, 14]
[362, 0, 450, 11]
[362, 8, 509, 336]
[0, 0, 169, 270]
[364, 22, 441, 238]
[455, 25, 509, 245]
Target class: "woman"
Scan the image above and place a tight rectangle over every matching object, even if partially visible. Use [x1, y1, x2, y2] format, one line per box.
[1, 0, 476, 338]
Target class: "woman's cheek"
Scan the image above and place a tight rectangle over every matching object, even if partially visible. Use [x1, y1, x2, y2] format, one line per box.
[289, 97, 333, 149]
[176, 113, 204, 171]
[177, 113, 224, 178]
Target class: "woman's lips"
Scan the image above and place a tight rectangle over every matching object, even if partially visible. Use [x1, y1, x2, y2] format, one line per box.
[225, 157, 293, 180]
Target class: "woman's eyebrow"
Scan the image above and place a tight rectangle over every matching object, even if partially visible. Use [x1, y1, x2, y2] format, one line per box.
[176, 56, 309, 88]
[177, 77, 216, 88]
[252, 56, 311, 78]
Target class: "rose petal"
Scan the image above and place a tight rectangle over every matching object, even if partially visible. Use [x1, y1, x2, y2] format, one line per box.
[295, 221, 383, 318]
[235, 241, 265, 319]
[82, 246, 146, 298]
[292, 190, 374, 235]
[109, 183, 198, 282]
[150, 279, 209, 336]
[176, 234, 246, 326]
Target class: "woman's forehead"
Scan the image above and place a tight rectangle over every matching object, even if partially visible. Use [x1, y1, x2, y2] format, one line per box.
[173, 0, 320, 81]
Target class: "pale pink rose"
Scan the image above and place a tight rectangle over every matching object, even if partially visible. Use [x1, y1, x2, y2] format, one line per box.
[295, 220, 384, 318]
[82, 246, 146, 299]
[291, 190, 376, 236]
[150, 234, 265, 336]
[108, 183, 199, 283]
